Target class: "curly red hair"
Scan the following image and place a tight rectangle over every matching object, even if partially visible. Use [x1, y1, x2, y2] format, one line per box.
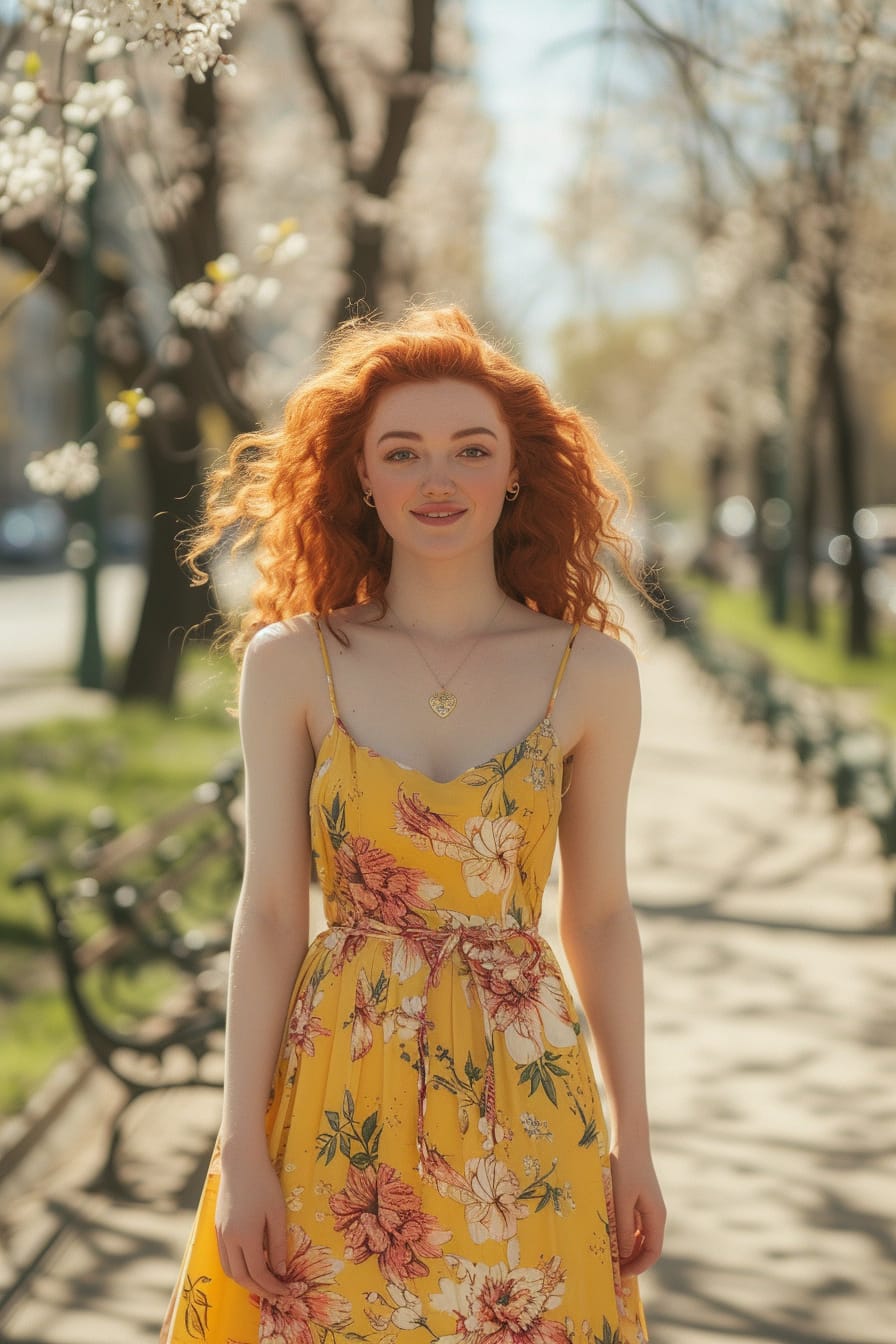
[180, 304, 661, 686]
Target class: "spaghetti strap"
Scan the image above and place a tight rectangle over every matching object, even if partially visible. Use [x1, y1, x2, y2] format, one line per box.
[313, 616, 339, 719]
[546, 621, 581, 718]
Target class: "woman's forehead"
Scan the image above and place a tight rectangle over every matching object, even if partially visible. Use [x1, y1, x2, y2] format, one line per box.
[366, 379, 506, 435]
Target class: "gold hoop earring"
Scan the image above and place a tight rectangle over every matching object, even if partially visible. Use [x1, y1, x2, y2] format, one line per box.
[362, 488, 376, 508]
[505, 482, 520, 501]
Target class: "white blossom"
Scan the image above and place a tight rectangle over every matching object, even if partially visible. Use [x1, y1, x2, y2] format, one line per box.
[25, 441, 100, 499]
[0, 123, 96, 220]
[61, 77, 132, 127]
[254, 218, 309, 265]
[169, 256, 284, 330]
[106, 388, 155, 429]
[21, 1, 246, 82]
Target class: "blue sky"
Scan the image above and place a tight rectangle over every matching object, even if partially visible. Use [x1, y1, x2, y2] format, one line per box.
[468, 0, 682, 374]
[468, 0, 606, 366]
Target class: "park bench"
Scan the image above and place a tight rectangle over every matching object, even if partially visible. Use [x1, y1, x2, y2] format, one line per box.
[11, 754, 245, 1188]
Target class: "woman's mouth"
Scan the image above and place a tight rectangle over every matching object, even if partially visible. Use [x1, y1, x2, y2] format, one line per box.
[410, 507, 467, 526]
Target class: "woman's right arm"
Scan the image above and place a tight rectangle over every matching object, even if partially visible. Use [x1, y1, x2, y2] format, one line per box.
[214, 623, 316, 1298]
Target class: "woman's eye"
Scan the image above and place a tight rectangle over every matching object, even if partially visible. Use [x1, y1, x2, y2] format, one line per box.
[460, 445, 488, 457]
[385, 449, 416, 462]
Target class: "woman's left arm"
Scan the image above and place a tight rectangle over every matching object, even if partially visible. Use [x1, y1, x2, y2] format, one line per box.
[556, 630, 665, 1277]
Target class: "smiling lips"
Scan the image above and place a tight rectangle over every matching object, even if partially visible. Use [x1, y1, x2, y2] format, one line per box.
[410, 506, 467, 526]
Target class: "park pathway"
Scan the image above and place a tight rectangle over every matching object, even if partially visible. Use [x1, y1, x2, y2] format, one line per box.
[1, 601, 893, 1344]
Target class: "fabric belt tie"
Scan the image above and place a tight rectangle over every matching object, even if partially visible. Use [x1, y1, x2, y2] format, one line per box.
[327, 917, 543, 1179]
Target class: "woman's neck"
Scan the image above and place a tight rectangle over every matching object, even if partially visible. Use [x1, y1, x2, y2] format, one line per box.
[382, 550, 508, 637]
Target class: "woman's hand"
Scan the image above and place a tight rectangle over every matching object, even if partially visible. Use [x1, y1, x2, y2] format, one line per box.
[610, 1145, 666, 1277]
[215, 1146, 288, 1298]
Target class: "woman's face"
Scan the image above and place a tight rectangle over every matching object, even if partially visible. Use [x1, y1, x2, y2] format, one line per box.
[357, 379, 517, 558]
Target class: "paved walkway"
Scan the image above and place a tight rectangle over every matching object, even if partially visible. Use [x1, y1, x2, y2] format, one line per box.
[0, 564, 146, 729]
[1, 607, 893, 1344]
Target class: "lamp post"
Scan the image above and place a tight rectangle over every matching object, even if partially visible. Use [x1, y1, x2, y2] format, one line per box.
[71, 58, 105, 690]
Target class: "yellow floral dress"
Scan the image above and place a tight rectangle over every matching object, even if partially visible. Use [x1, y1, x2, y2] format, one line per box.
[161, 618, 648, 1344]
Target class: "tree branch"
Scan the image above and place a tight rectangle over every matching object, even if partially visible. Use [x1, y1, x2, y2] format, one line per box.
[277, 0, 354, 147]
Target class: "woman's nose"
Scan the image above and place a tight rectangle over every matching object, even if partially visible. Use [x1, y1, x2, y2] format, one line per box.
[420, 464, 456, 495]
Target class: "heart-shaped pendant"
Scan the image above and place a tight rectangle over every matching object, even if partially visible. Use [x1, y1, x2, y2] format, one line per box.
[429, 689, 457, 718]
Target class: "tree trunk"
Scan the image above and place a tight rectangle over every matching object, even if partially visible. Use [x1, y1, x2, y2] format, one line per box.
[116, 73, 255, 703]
[117, 413, 226, 703]
[797, 376, 825, 636]
[819, 272, 873, 657]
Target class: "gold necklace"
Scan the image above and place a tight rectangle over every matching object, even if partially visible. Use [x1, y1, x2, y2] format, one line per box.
[388, 594, 509, 717]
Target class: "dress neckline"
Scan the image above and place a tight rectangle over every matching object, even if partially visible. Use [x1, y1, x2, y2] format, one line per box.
[313, 712, 561, 789]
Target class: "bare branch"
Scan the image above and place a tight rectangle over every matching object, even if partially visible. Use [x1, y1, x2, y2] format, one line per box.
[364, 0, 436, 197]
[544, 20, 736, 74]
[276, 0, 354, 148]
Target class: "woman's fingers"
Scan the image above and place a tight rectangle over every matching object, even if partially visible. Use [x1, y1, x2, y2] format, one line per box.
[615, 1200, 638, 1262]
[215, 1225, 287, 1297]
[215, 1227, 233, 1283]
[620, 1198, 666, 1277]
[265, 1209, 288, 1279]
[241, 1241, 288, 1297]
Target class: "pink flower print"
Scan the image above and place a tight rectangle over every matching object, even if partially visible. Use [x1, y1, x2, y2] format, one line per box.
[466, 940, 577, 1065]
[430, 1254, 567, 1343]
[394, 787, 525, 898]
[256, 1226, 351, 1343]
[329, 1162, 452, 1284]
[422, 1146, 476, 1200]
[459, 816, 524, 897]
[334, 834, 442, 928]
[460, 1154, 531, 1244]
[285, 985, 331, 1059]
[394, 787, 467, 854]
[350, 966, 384, 1061]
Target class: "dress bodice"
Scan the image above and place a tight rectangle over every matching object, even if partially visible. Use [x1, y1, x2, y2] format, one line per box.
[309, 617, 580, 936]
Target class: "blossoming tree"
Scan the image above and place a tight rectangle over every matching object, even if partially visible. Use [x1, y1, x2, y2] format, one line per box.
[0, 0, 488, 701]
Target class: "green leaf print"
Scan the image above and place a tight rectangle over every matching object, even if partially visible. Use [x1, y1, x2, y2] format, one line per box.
[579, 1118, 598, 1147]
[517, 1052, 569, 1107]
[361, 1110, 378, 1142]
[542, 1052, 571, 1078]
[468, 741, 529, 816]
[317, 1132, 338, 1164]
[323, 792, 347, 849]
[463, 1051, 483, 1085]
[317, 1098, 382, 1169]
[600, 1320, 624, 1344]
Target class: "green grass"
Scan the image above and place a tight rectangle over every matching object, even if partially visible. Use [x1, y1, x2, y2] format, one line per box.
[0, 646, 241, 1116]
[677, 575, 896, 731]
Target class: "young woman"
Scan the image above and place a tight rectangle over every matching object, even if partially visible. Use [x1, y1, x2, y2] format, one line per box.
[161, 305, 665, 1344]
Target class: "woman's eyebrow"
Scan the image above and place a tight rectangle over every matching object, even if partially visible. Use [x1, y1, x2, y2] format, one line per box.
[376, 426, 498, 446]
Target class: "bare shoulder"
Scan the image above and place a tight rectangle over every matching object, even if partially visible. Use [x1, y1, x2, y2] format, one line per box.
[240, 613, 324, 724]
[567, 625, 641, 738]
[572, 623, 640, 678]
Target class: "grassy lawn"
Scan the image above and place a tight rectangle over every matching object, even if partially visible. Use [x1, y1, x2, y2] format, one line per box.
[677, 575, 896, 732]
[0, 647, 241, 1116]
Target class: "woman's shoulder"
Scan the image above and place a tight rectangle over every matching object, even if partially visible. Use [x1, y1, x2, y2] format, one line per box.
[240, 613, 329, 707]
[245, 612, 320, 659]
[243, 604, 375, 678]
[567, 624, 641, 727]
